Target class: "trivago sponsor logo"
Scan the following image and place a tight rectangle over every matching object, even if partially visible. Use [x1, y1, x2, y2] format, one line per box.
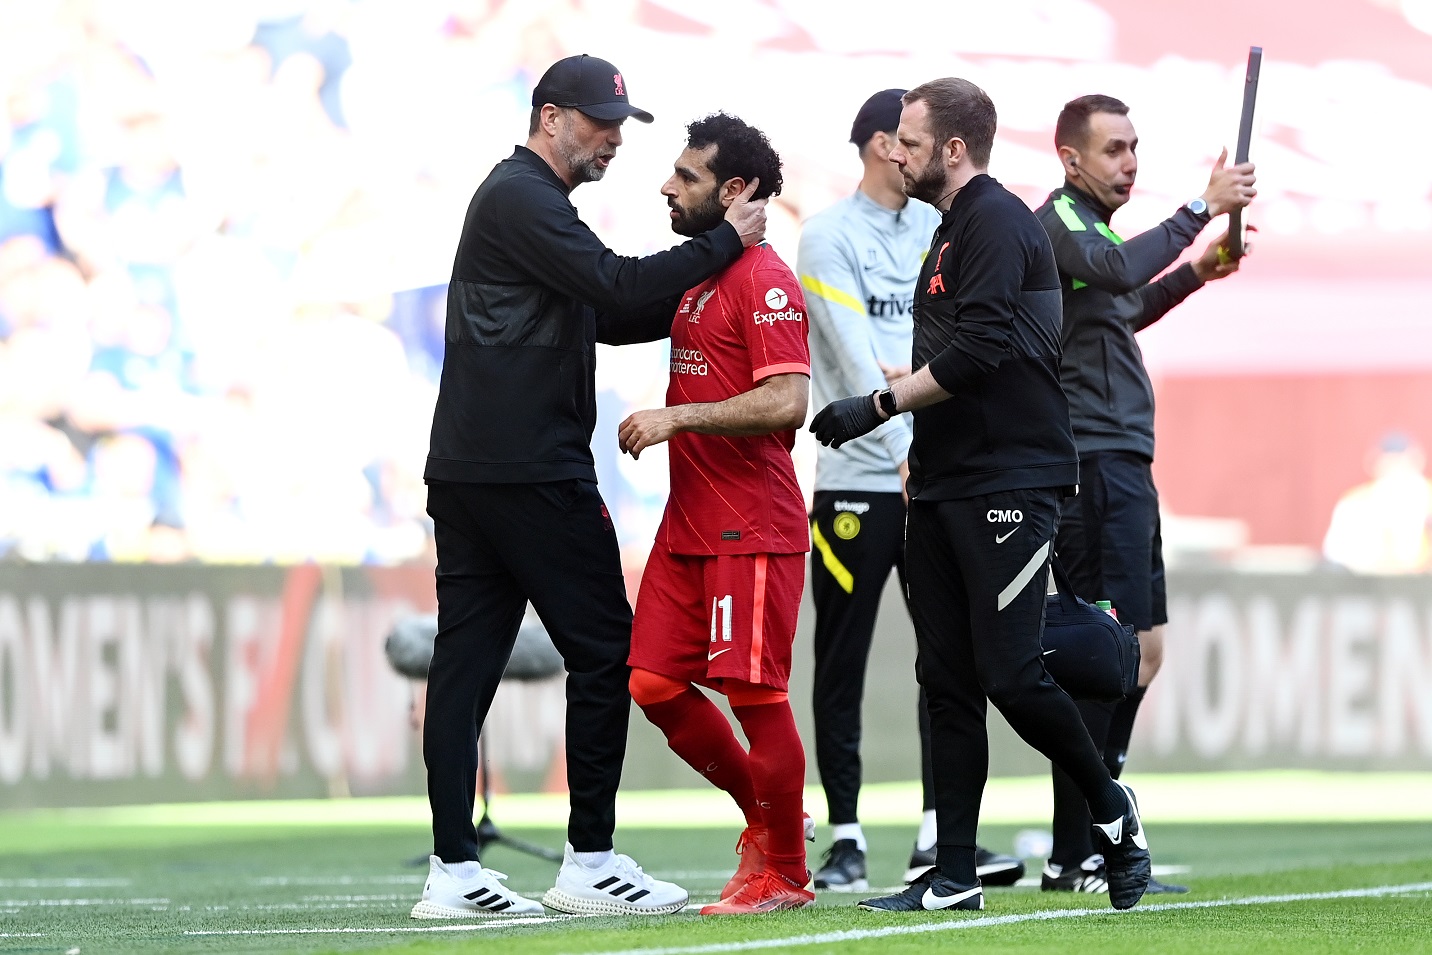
[671, 347, 708, 376]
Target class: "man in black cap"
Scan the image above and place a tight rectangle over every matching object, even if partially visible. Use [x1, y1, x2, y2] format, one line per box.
[798, 89, 1023, 892]
[411, 53, 769, 920]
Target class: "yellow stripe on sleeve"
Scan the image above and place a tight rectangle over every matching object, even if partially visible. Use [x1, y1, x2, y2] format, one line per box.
[800, 274, 865, 315]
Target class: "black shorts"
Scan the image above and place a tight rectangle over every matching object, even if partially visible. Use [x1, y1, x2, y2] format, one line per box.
[1056, 450, 1167, 632]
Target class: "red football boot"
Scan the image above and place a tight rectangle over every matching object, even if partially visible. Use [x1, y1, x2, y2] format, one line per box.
[701, 869, 815, 915]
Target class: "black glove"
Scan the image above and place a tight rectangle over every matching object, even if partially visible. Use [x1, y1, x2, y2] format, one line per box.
[809, 391, 884, 448]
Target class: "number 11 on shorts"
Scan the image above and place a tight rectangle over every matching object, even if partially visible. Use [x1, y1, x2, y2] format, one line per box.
[710, 594, 733, 643]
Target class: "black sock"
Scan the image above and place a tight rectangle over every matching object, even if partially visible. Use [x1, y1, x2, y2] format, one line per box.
[1050, 700, 1114, 867]
[1103, 687, 1147, 779]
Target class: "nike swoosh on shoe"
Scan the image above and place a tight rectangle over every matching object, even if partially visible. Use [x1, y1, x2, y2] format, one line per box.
[921, 884, 981, 910]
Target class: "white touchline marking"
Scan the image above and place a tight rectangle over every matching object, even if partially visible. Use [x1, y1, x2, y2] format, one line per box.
[574, 882, 1432, 955]
[0, 878, 132, 888]
[251, 875, 423, 886]
[184, 916, 580, 935]
[0, 933, 45, 939]
[0, 898, 170, 907]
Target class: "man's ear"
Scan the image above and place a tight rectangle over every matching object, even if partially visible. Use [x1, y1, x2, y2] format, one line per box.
[539, 104, 564, 136]
[719, 177, 748, 207]
[945, 137, 966, 168]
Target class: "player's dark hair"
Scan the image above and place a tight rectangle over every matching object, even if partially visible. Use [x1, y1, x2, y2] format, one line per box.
[686, 112, 783, 200]
[528, 105, 542, 136]
[1055, 94, 1129, 150]
[903, 78, 997, 168]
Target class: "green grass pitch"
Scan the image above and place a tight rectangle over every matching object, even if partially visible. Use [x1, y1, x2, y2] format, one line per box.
[3, 773, 1431, 955]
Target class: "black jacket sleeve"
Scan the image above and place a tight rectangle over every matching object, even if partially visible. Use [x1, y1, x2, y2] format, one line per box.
[1045, 198, 1206, 295]
[1130, 262, 1203, 331]
[924, 208, 1026, 393]
[491, 175, 743, 313]
[595, 294, 681, 344]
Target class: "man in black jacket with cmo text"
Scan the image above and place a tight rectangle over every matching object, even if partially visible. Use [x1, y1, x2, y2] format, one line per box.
[811, 77, 1151, 914]
[1034, 94, 1255, 896]
[412, 54, 768, 921]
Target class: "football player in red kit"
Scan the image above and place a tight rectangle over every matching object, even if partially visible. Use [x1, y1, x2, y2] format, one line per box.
[619, 113, 813, 915]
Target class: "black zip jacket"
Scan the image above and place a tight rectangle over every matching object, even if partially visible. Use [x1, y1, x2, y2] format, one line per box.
[1034, 183, 1206, 460]
[425, 146, 743, 484]
[908, 174, 1078, 501]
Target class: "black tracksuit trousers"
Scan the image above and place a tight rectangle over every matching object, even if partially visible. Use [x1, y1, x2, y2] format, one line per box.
[809, 491, 934, 825]
[906, 487, 1118, 884]
[424, 479, 633, 862]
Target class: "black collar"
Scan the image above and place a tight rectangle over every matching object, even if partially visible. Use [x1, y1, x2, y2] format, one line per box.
[512, 145, 572, 196]
[1060, 180, 1115, 223]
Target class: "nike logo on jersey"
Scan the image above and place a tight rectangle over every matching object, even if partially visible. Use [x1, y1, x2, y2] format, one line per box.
[707, 647, 732, 662]
[1042, 648, 1057, 656]
[921, 884, 982, 910]
[995, 528, 1019, 544]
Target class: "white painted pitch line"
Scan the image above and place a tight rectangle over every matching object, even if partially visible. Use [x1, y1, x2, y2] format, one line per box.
[251, 875, 424, 886]
[184, 915, 581, 935]
[0, 897, 170, 907]
[572, 882, 1432, 955]
[0, 878, 132, 888]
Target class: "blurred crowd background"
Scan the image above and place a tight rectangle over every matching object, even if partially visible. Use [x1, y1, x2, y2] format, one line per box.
[2, 0, 1430, 572]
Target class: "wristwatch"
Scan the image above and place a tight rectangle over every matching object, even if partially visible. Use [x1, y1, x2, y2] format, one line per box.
[877, 389, 899, 417]
[1185, 197, 1210, 220]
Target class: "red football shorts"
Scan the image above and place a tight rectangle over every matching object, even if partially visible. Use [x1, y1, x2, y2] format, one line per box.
[629, 549, 805, 690]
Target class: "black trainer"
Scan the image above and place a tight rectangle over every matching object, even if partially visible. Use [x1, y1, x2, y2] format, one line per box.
[903, 844, 936, 882]
[904, 845, 1025, 887]
[813, 839, 868, 892]
[1040, 854, 1108, 893]
[1091, 781, 1151, 910]
[858, 868, 983, 912]
[1145, 875, 1190, 894]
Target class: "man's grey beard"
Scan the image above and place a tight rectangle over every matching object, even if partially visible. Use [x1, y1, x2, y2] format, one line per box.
[556, 130, 606, 185]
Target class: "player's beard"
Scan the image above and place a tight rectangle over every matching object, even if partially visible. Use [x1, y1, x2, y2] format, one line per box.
[669, 186, 724, 237]
[556, 124, 610, 185]
[901, 152, 947, 205]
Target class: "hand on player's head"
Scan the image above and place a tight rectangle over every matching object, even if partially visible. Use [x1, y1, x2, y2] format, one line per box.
[1203, 147, 1257, 217]
[724, 178, 768, 247]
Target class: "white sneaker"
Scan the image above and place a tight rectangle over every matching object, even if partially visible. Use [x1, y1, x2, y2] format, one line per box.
[541, 843, 688, 915]
[410, 855, 544, 918]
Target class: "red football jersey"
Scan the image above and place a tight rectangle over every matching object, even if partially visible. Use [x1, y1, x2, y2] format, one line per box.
[655, 244, 811, 556]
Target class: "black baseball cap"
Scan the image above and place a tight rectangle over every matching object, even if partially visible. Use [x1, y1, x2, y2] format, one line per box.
[531, 54, 654, 124]
[850, 88, 908, 147]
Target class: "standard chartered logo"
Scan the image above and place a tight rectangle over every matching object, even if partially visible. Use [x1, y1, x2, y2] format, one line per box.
[671, 347, 708, 376]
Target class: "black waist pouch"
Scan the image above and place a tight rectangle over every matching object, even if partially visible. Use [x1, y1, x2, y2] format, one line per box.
[1041, 557, 1141, 702]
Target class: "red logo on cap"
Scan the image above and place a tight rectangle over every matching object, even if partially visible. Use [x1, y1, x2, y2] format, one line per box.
[613, 73, 625, 96]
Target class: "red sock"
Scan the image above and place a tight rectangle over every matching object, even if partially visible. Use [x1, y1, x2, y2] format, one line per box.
[732, 700, 807, 883]
[639, 688, 760, 825]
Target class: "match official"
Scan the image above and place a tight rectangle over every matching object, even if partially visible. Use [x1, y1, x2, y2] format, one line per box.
[1034, 94, 1255, 896]
[811, 77, 1151, 913]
